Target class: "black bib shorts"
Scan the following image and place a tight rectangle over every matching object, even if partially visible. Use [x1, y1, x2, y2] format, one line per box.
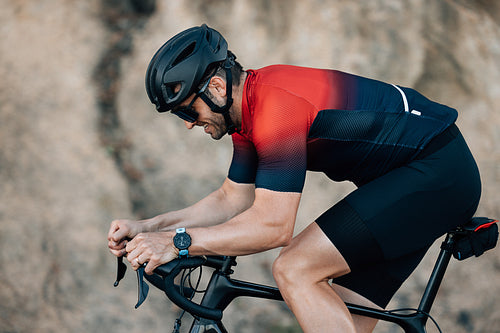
[316, 124, 481, 307]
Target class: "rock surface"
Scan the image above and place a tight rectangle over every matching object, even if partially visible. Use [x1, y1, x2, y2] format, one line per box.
[1, 1, 499, 332]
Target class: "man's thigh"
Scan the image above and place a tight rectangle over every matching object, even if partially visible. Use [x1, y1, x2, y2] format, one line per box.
[277, 222, 351, 281]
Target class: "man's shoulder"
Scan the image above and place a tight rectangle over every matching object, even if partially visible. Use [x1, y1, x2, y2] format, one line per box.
[248, 64, 325, 98]
[253, 64, 315, 79]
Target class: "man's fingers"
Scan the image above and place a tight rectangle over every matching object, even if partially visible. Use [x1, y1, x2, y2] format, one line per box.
[108, 239, 127, 250]
[144, 251, 177, 275]
[109, 247, 127, 257]
[111, 227, 129, 243]
[107, 221, 120, 240]
[144, 261, 157, 275]
[121, 232, 177, 273]
[125, 233, 144, 253]
[126, 243, 145, 268]
[107, 219, 135, 243]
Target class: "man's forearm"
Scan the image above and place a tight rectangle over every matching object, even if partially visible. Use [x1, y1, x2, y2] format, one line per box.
[152, 179, 255, 231]
[187, 189, 301, 256]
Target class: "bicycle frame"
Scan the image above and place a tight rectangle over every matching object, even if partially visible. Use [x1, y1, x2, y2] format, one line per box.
[197, 241, 452, 333]
[143, 232, 457, 333]
[114, 217, 497, 333]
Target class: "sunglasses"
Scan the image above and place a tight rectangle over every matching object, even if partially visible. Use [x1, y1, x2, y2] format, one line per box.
[171, 78, 211, 123]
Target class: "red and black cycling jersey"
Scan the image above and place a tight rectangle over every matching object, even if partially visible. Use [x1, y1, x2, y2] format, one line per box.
[228, 65, 458, 192]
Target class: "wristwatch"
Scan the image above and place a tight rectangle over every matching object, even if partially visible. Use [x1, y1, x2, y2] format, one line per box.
[173, 228, 192, 258]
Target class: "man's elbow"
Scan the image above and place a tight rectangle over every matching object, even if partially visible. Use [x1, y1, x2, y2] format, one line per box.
[267, 221, 294, 248]
[276, 233, 292, 248]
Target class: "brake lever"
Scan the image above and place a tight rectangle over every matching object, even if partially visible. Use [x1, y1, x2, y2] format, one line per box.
[113, 256, 150, 308]
[135, 264, 149, 309]
[114, 256, 127, 287]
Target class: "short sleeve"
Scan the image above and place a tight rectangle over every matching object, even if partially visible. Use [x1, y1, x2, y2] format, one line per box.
[251, 86, 312, 192]
[228, 133, 258, 185]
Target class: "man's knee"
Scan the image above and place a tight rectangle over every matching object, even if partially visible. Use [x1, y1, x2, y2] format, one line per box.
[272, 247, 299, 288]
[273, 222, 352, 289]
[273, 244, 318, 290]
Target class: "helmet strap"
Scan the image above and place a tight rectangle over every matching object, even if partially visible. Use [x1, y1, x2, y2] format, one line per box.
[199, 56, 239, 135]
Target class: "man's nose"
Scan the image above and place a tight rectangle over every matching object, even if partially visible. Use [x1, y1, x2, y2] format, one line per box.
[184, 120, 195, 129]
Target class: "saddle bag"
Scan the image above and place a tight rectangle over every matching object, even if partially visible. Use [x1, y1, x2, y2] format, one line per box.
[452, 217, 499, 261]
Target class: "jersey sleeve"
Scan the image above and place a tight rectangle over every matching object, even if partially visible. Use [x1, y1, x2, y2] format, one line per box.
[228, 132, 258, 185]
[251, 86, 312, 193]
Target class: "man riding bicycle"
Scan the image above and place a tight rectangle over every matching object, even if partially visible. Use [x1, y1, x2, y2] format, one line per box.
[108, 24, 481, 332]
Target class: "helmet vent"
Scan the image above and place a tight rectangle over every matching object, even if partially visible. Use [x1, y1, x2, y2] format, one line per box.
[172, 42, 196, 66]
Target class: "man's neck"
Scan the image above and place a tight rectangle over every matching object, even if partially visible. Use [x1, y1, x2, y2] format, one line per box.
[229, 71, 248, 130]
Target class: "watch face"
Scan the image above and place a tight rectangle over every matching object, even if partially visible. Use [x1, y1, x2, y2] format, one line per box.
[174, 232, 191, 250]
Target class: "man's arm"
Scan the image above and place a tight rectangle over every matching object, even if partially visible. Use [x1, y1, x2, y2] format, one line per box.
[126, 188, 301, 274]
[189, 188, 301, 255]
[107, 178, 255, 257]
[154, 178, 255, 231]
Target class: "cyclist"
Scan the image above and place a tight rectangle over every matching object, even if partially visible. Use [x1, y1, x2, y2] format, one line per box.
[108, 24, 481, 332]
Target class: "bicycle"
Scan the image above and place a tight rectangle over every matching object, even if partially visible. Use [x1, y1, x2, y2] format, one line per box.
[113, 217, 498, 333]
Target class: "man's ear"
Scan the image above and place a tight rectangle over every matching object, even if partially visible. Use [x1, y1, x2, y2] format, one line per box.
[209, 76, 227, 97]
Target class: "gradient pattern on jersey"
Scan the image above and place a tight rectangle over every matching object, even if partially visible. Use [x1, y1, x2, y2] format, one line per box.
[228, 65, 457, 192]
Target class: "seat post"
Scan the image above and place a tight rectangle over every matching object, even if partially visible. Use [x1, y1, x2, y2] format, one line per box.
[417, 233, 455, 315]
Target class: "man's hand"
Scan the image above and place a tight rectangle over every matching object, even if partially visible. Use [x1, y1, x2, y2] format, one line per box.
[107, 219, 143, 257]
[125, 232, 179, 275]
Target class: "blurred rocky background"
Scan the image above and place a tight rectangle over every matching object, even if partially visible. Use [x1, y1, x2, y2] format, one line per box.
[1, 0, 499, 332]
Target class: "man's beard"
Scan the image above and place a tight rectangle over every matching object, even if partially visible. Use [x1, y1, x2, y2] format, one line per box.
[209, 116, 228, 140]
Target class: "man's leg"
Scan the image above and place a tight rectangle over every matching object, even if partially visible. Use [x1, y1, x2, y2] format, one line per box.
[331, 283, 381, 332]
[272, 222, 379, 333]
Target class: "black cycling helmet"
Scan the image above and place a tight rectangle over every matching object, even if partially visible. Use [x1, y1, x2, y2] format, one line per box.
[145, 24, 228, 112]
